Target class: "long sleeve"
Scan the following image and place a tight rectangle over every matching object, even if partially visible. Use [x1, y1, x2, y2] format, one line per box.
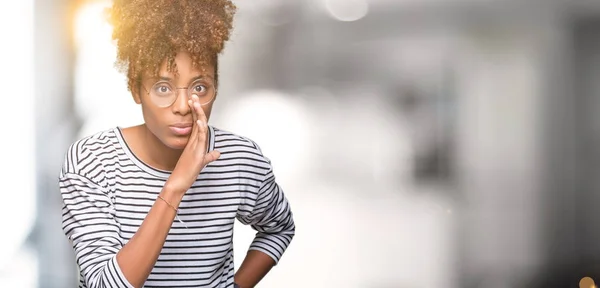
[59, 144, 134, 288]
[237, 161, 296, 264]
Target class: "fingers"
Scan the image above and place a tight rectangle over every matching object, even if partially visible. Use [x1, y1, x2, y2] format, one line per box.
[188, 99, 199, 139]
[191, 95, 208, 145]
[202, 150, 221, 166]
[192, 94, 208, 124]
[196, 119, 207, 135]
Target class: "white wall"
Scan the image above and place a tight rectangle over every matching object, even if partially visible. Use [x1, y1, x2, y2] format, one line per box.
[0, 0, 37, 287]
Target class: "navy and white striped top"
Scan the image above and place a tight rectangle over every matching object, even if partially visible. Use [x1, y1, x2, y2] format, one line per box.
[59, 126, 295, 288]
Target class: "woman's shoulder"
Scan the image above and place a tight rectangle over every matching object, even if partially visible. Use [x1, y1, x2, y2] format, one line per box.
[61, 127, 121, 176]
[67, 127, 120, 153]
[211, 126, 271, 165]
[212, 126, 258, 147]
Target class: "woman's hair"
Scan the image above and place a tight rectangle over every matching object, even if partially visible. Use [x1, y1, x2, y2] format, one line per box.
[107, 0, 236, 91]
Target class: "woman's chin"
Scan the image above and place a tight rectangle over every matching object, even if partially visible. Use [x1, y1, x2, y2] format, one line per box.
[165, 136, 189, 150]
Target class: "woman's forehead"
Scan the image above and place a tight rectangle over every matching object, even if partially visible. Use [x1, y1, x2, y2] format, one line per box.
[155, 74, 215, 82]
[144, 65, 215, 80]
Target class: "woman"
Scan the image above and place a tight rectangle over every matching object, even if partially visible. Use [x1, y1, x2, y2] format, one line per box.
[58, 1, 295, 287]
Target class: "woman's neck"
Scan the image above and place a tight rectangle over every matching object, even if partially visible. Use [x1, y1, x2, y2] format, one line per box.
[124, 124, 182, 172]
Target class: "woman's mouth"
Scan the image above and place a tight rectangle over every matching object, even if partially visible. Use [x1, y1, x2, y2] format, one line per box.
[169, 124, 192, 136]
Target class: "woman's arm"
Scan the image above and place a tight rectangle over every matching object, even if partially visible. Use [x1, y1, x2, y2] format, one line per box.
[115, 187, 183, 287]
[235, 164, 296, 288]
[234, 250, 276, 288]
[61, 171, 185, 288]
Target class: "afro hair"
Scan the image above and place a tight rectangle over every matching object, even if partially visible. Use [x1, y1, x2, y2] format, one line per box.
[107, 0, 236, 91]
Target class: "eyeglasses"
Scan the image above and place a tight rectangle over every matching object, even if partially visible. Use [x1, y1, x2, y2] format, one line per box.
[142, 79, 217, 108]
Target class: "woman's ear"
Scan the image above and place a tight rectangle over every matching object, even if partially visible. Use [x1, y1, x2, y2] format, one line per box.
[131, 85, 142, 104]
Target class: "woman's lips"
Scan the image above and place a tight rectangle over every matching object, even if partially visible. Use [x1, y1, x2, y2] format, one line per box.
[169, 124, 192, 136]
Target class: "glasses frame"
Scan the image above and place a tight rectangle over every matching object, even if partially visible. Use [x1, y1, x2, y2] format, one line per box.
[141, 79, 217, 108]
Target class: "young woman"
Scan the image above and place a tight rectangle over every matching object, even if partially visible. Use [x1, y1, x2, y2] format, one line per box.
[58, 1, 295, 287]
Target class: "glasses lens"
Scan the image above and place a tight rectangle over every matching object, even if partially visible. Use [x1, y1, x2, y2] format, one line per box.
[148, 80, 216, 107]
[149, 81, 176, 107]
[187, 80, 216, 106]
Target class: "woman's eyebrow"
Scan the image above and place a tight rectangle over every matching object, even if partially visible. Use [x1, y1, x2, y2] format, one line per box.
[190, 75, 214, 82]
[155, 75, 214, 82]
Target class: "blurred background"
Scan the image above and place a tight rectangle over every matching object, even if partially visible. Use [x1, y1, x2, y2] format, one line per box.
[1, 0, 600, 287]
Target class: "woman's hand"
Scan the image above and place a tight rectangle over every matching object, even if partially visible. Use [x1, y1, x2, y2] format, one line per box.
[165, 94, 220, 195]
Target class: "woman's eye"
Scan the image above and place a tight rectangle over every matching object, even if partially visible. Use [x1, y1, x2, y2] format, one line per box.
[156, 85, 171, 93]
[193, 85, 206, 93]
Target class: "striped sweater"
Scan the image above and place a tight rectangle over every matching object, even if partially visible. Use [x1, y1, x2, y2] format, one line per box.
[59, 126, 295, 288]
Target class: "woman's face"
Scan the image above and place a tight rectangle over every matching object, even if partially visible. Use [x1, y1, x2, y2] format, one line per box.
[133, 51, 216, 150]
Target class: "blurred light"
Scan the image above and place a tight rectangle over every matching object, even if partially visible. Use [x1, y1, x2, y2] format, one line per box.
[0, 245, 38, 288]
[324, 0, 369, 22]
[73, 0, 142, 136]
[0, 0, 36, 274]
[220, 90, 311, 184]
[74, 0, 115, 118]
[74, 1, 113, 49]
[248, 1, 296, 26]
